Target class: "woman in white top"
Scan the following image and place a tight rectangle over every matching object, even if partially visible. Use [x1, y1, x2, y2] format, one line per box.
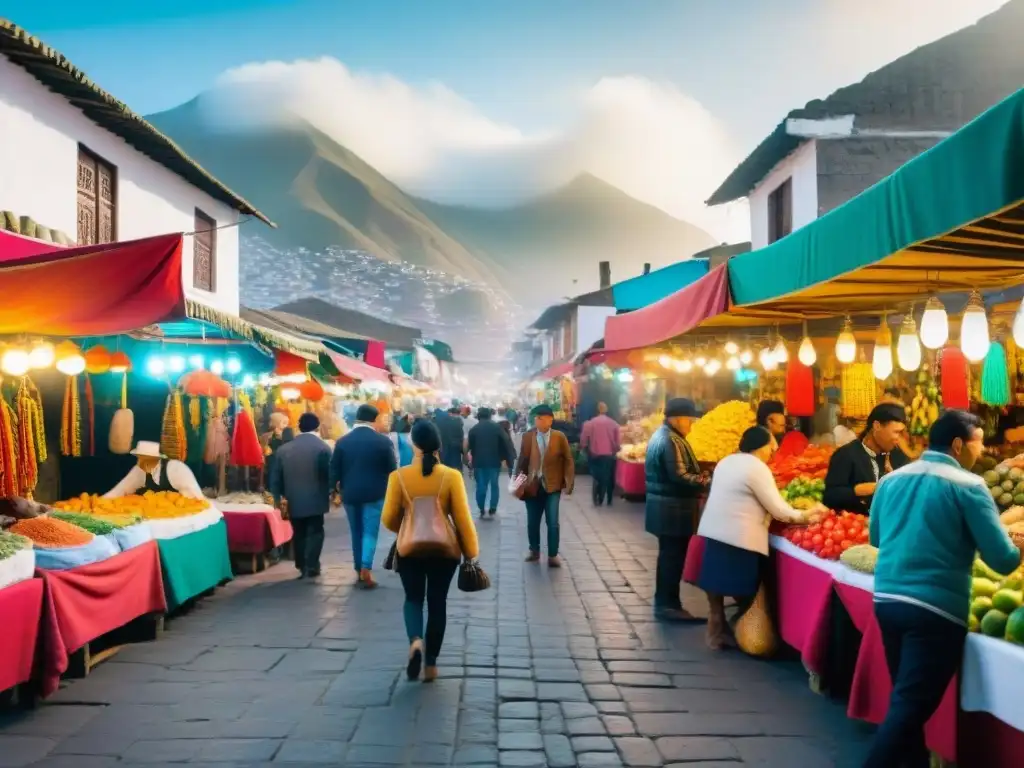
[687, 426, 825, 650]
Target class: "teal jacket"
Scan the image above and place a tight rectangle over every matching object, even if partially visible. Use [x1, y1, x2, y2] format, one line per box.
[870, 451, 1019, 626]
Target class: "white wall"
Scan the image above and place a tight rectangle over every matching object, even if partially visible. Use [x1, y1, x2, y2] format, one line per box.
[0, 57, 242, 314]
[575, 306, 616, 358]
[747, 139, 819, 250]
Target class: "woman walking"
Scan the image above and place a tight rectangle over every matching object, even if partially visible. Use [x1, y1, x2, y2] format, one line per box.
[382, 420, 480, 682]
[687, 426, 825, 649]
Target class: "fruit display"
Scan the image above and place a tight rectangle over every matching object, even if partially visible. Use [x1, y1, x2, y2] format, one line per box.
[687, 401, 755, 463]
[54, 491, 210, 520]
[0, 531, 32, 561]
[769, 445, 833, 487]
[908, 369, 941, 438]
[9, 517, 94, 548]
[840, 544, 878, 573]
[208, 491, 269, 505]
[617, 411, 662, 463]
[780, 477, 825, 509]
[617, 442, 647, 462]
[981, 465, 1024, 511]
[970, 558, 1024, 642]
[779, 510, 870, 561]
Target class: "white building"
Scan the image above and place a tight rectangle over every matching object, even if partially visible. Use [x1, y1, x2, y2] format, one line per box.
[0, 20, 272, 315]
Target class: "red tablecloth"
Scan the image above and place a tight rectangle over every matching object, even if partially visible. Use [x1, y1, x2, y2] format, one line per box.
[774, 550, 834, 675]
[835, 582, 957, 762]
[36, 540, 166, 696]
[960, 711, 1024, 767]
[0, 578, 44, 691]
[615, 461, 646, 496]
[222, 509, 293, 554]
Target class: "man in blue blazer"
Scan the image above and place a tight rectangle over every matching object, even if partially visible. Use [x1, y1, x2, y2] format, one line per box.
[331, 404, 397, 588]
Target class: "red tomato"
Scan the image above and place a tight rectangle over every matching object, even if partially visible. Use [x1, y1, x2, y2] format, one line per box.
[841, 539, 853, 551]
[791, 530, 804, 544]
[811, 534, 824, 546]
[858, 530, 870, 543]
[801, 540, 815, 552]
[808, 524, 822, 536]
[822, 519, 835, 531]
[831, 530, 845, 544]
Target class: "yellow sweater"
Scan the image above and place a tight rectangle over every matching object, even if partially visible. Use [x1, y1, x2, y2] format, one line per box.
[381, 461, 480, 559]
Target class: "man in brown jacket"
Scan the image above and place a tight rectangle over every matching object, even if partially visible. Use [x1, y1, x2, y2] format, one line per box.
[516, 404, 575, 566]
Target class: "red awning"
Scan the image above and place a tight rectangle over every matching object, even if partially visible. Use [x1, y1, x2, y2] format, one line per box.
[0, 234, 185, 336]
[327, 350, 392, 384]
[537, 360, 574, 381]
[603, 263, 730, 351]
[0, 230, 65, 263]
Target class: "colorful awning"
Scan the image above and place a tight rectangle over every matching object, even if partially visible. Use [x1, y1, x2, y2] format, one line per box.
[0, 229, 64, 262]
[719, 88, 1024, 325]
[326, 350, 392, 384]
[0, 234, 185, 336]
[611, 258, 709, 311]
[603, 263, 730, 351]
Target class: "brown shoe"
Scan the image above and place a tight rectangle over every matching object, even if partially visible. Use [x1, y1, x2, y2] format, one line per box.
[524, 551, 540, 563]
[406, 639, 424, 680]
[423, 665, 438, 683]
[359, 569, 378, 589]
[547, 556, 562, 568]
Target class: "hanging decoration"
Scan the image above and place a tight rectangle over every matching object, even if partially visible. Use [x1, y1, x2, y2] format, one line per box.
[55, 341, 86, 376]
[60, 376, 82, 457]
[0, 398, 19, 497]
[835, 317, 857, 364]
[109, 350, 132, 374]
[297, 378, 322, 403]
[15, 381, 39, 496]
[940, 346, 971, 410]
[109, 371, 134, 455]
[160, 392, 187, 461]
[960, 291, 990, 363]
[841, 362, 877, 419]
[28, 341, 54, 370]
[897, 315, 922, 372]
[84, 345, 112, 374]
[872, 316, 893, 380]
[1, 346, 30, 376]
[230, 407, 264, 467]
[82, 374, 96, 456]
[981, 342, 1011, 407]
[920, 296, 949, 350]
[179, 370, 230, 399]
[785, 359, 816, 417]
[772, 332, 788, 364]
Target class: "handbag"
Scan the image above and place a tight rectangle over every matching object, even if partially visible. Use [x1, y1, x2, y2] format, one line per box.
[458, 559, 491, 592]
[733, 583, 778, 658]
[383, 541, 398, 571]
[513, 433, 541, 500]
[395, 471, 461, 559]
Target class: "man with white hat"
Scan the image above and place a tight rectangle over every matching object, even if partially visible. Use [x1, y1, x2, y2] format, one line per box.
[104, 441, 205, 499]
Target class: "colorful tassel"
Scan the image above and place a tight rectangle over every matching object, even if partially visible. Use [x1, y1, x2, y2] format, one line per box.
[981, 342, 1010, 407]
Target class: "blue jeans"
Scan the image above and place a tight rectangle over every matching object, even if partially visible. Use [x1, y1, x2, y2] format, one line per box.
[525, 488, 561, 557]
[344, 500, 384, 571]
[589, 455, 615, 504]
[474, 467, 501, 513]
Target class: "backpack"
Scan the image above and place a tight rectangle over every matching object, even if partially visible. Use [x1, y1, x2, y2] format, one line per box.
[395, 470, 461, 559]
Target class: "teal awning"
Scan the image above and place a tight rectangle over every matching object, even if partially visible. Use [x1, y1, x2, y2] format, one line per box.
[724, 88, 1024, 316]
[611, 258, 709, 310]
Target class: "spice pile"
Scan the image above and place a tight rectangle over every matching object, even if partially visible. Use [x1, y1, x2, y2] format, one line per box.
[0, 531, 32, 560]
[10, 517, 94, 548]
[55, 491, 209, 520]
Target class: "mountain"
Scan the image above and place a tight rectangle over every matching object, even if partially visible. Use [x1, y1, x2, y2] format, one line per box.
[146, 99, 715, 303]
[414, 173, 715, 295]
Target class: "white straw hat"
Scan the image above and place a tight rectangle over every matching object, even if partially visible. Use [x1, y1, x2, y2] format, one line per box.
[130, 441, 166, 459]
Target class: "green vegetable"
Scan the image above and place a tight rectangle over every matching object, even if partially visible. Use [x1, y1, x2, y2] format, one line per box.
[49, 512, 117, 536]
[0, 531, 32, 560]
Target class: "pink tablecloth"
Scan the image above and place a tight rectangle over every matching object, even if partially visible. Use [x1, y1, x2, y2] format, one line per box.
[0, 578, 44, 692]
[835, 582, 957, 763]
[222, 509, 293, 554]
[774, 550, 834, 675]
[615, 461, 646, 496]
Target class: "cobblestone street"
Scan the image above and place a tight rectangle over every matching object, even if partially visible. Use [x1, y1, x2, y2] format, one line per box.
[0, 478, 873, 767]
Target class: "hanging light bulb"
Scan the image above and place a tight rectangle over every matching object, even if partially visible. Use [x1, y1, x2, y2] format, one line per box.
[1, 347, 30, 376]
[873, 316, 893, 380]
[835, 317, 857, 364]
[658, 354, 672, 369]
[726, 356, 741, 371]
[739, 350, 753, 365]
[54, 341, 86, 376]
[28, 341, 54, 369]
[960, 291, 989, 363]
[919, 296, 949, 350]
[897, 314, 922, 371]
[677, 359, 693, 374]
[704, 359, 721, 376]
[797, 323, 816, 366]
[724, 340, 739, 355]
[759, 347, 777, 371]
[109, 351, 132, 374]
[773, 334, 789, 364]
[694, 355, 707, 368]
[281, 386, 301, 401]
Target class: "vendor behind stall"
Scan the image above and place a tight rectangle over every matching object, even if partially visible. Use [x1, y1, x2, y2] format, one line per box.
[104, 441, 205, 500]
[823, 403, 909, 514]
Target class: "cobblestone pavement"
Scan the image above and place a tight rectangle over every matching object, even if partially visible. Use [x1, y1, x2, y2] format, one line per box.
[0, 477, 873, 767]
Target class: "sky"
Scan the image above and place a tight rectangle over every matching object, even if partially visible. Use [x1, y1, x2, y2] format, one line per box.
[5, 0, 1010, 240]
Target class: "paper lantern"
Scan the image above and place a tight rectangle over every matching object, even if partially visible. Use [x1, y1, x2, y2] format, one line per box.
[299, 378, 325, 402]
[109, 351, 132, 374]
[941, 346, 970, 410]
[960, 291, 989, 363]
[785, 359, 816, 417]
[896, 316, 921, 372]
[179, 370, 231, 398]
[230, 408, 264, 467]
[835, 318, 857, 364]
[55, 341, 85, 375]
[84, 345, 112, 374]
[28, 341, 54, 369]
[872, 318, 893, 380]
[920, 296, 949, 349]
[1, 347, 30, 376]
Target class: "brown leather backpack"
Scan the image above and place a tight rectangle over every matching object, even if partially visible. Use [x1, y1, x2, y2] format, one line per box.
[395, 470, 461, 560]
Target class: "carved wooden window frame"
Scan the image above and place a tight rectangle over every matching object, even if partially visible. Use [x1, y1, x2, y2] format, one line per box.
[193, 208, 217, 292]
[77, 145, 117, 245]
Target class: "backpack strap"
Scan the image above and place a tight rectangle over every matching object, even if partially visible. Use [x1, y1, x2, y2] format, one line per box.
[395, 470, 412, 506]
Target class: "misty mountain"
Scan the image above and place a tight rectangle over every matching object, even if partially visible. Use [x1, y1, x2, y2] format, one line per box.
[147, 98, 714, 304]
